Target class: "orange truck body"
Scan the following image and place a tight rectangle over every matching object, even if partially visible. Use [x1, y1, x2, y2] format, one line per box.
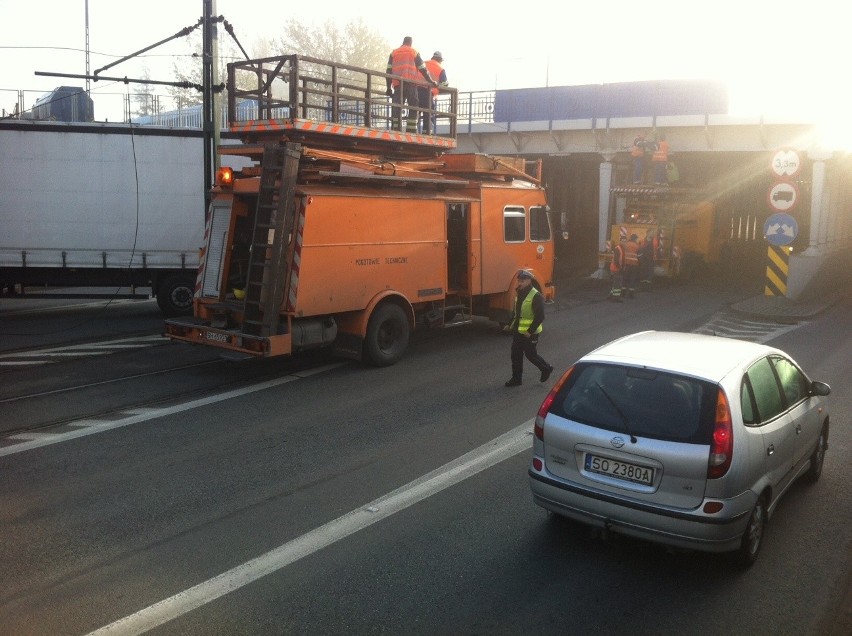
[604, 186, 721, 278]
[164, 55, 555, 365]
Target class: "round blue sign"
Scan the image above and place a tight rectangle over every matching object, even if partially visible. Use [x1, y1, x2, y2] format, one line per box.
[764, 213, 798, 246]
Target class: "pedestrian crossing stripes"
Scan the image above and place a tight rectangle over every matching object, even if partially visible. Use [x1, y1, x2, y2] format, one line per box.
[693, 311, 802, 344]
[0, 334, 166, 367]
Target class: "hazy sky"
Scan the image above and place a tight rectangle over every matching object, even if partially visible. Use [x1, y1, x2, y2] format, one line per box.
[1, 0, 848, 129]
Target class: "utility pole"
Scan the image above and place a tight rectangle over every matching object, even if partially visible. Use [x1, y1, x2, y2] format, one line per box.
[201, 0, 220, 213]
[84, 0, 90, 94]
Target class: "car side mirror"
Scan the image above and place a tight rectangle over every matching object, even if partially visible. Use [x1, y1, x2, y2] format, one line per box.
[810, 380, 831, 397]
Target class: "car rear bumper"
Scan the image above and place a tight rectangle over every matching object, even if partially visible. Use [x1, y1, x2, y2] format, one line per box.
[529, 468, 756, 553]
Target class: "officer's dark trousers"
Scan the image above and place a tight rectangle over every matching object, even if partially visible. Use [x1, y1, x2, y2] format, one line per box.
[511, 332, 549, 381]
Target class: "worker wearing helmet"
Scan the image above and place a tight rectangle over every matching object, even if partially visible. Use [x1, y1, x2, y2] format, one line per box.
[503, 270, 554, 387]
[419, 51, 448, 134]
[386, 37, 437, 133]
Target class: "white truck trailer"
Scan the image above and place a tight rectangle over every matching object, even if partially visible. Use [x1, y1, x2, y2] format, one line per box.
[0, 120, 207, 315]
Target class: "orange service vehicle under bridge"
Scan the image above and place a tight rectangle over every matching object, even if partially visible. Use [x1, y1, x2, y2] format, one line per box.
[164, 54, 556, 366]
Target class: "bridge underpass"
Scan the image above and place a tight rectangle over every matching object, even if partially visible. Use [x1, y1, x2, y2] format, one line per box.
[453, 113, 852, 298]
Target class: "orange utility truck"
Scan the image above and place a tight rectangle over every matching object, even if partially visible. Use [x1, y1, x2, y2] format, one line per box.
[164, 55, 556, 366]
[604, 185, 723, 280]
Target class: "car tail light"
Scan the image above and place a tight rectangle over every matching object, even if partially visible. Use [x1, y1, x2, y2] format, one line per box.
[534, 366, 574, 440]
[708, 388, 733, 479]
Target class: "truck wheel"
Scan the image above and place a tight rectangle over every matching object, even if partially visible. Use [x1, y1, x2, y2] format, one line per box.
[676, 253, 701, 283]
[157, 274, 195, 317]
[364, 303, 410, 367]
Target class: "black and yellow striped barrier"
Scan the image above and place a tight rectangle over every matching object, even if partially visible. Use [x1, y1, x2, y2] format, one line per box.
[764, 245, 791, 296]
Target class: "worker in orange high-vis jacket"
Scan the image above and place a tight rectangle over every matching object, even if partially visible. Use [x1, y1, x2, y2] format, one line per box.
[653, 133, 670, 185]
[419, 51, 448, 134]
[386, 36, 437, 133]
[610, 238, 626, 302]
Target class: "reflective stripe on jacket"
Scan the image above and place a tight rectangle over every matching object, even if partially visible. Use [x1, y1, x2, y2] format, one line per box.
[515, 287, 543, 334]
[388, 45, 425, 87]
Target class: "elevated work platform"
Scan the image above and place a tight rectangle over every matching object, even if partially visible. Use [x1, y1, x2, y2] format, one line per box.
[226, 54, 458, 159]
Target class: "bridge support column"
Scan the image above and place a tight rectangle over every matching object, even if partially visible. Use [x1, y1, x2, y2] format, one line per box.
[803, 151, 831, 256]
[591, 155, 614, 279]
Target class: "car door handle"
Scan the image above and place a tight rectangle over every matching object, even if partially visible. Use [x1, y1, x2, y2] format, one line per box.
[796, 424, 802, 434]
[767, 443, 775, 456]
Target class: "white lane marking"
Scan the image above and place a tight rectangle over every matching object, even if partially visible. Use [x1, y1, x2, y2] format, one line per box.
[0, 363, 345, 457]
[87, 421, 534, 636]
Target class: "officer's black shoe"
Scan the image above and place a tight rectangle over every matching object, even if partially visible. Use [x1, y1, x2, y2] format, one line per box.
[540, 366, 554, 383]
[505, 378, 522, 387]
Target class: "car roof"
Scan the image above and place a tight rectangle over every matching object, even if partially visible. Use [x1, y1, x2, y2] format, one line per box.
[582, 331, 780, 383]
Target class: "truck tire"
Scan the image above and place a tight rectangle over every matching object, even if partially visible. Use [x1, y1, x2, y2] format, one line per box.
[676, 253, 702, 283]
[364, 303, 410, 367]
[157, 273, 195, 317]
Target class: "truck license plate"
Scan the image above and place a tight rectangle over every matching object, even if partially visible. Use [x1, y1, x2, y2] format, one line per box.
[204, 330, 230, 343]
[585, 453, 653, 486]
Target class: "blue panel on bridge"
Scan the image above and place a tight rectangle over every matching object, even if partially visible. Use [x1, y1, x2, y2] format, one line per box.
[493, 80, 728, 123]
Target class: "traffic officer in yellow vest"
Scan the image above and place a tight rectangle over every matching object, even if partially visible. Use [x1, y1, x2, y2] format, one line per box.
[504, 270, 554, 387]
[386, 36, 438, 133]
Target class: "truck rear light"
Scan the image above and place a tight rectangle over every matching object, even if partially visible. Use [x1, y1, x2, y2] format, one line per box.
[534, 365, 573, 440]
[216, 166, 234, 186]
[708, 388, 733, 479]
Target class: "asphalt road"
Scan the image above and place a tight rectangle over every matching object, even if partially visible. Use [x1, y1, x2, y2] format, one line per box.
[1, 277, 849, 635]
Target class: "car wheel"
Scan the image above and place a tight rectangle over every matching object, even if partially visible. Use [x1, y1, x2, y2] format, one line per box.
[736, 496, 767, 567]
[805, 424, 828, 483]
[364, 303, 410, 367]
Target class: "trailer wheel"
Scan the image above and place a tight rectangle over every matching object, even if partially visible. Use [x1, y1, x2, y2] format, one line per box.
[364, 303, 410, 367]
[156, 274, 195, 317]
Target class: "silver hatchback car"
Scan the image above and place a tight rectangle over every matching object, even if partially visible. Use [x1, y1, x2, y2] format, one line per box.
[528, 331, 831, 566]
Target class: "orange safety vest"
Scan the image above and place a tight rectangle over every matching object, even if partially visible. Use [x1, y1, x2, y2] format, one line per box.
[425, 59, 443, 96]
[390, 45, 425, 87]
[610, 243, 625, 273]
[653, 140, 669, 162]
[624, 240, 639, 267]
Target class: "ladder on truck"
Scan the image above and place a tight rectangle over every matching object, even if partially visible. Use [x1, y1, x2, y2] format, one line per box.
[241, 142, 301, 337]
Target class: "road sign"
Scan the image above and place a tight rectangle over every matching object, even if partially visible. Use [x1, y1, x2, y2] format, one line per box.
[764, 213, 798, 246]
[767, 181, 799, 212]
[771, 148, 801, 178]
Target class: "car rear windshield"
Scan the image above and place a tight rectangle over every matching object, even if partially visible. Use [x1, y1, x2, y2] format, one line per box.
[549, 362, 718, 444]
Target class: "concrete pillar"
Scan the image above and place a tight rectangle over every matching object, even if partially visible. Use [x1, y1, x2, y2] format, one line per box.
[804, 151, 832, 255]
[597, 155, 614, 252]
